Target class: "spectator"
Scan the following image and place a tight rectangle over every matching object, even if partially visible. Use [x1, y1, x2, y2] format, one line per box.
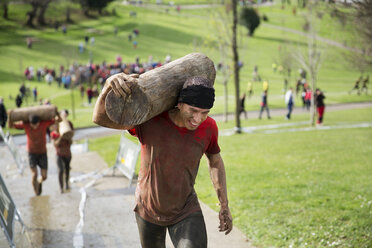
[19, 83, 26, 98]
[247, 81, 253, 98]
[304, 88, 312, 111]
[285, 87, 294, 120]
[15, 94, 23, 108]
[239, 93, 247, 119]
[80, 84, 85, 99]
[51, 110, 74, 194]
[26, 37, 32, 49]
[86, 87, 93, 104]
[0, 97, 7, 128]
[315, 88, 326, 125]
[361, 75, 369, 95]
[259, 91, 271, 119]
[32, 87, 38, 102]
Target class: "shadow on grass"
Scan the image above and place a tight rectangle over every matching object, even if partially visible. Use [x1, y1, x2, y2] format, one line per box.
[253, 35, 307, 47]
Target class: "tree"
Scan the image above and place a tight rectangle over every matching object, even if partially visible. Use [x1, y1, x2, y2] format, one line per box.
[240, 7, 260, 36]
[24, 0, 53, 26]
[37, 0, 52, 26]
[353, 0, 372, 54]
[232, 0, 241, 133]
[75, 0, 114, 16]
[277, 42, 295, 94]
[293, 0, 324, 126]
[1, 0, 11, 19]
[333, 1, 372, 79]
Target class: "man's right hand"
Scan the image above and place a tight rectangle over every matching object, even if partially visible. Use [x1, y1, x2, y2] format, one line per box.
[106, 73, 139, 98]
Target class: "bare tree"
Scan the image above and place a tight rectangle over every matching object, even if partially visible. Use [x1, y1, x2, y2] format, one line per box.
[293, 0, 324, 126]
[277, 41, 295, 94]
[206, 4, 232, 122]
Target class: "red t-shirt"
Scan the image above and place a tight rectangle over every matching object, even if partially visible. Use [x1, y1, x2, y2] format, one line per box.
[14, 120, 54, 154]
[129, 111, 220, 226]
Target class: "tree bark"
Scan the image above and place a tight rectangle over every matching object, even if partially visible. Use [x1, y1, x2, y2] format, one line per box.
[104, 53, 216, 126]
[3, 3, 8, 19]
[37, 0, 52, 26]
[232, 0, 241, 133]
[26, 3, 38, 27]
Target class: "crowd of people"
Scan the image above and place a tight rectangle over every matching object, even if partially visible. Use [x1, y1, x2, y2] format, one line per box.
[237, 64, 327, 125]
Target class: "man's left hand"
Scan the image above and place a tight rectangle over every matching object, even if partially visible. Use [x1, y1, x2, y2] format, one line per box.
[219, 205, 233, 235]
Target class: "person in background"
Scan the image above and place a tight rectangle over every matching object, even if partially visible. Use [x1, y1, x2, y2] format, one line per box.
[259, 90, 271, 120]
[285, 87, 294, 120]
[315, 88, 326, 125]
[15, 94, 23, 108]
[361, 75, 369, 95]
[0, 97, 7, 128]
[9, 113, 60, 195]
[51, 110, 74, 194]
[239, 93, 247, 119]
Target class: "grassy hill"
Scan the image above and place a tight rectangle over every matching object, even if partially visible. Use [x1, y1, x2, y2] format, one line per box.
[1, 1, 371, 132]
[1, 1, 372, 247]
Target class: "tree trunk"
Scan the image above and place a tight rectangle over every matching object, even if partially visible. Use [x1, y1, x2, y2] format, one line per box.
[37, 0, 52, 26]
[223, 77, 228, 123]
[232, 0, 241, 133]
[3, 3, 8, 19]
[104, 53, 216, 126]
[26, 3, 38, 27]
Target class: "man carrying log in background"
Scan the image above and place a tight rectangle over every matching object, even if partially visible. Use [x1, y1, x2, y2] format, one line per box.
[51, 109, 74, 194]
[93, 73, 232, 248]
[9, 113, 61, 196]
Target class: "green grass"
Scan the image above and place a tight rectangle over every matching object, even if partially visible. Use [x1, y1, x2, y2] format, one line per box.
[1, 1, 371, 130]
[1, 3, 372, 246]
[88, 107, 372, 247]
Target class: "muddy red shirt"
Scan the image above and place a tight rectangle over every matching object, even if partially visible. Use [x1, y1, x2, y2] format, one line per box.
[14, 120, 54, 154]
[129, 111, 220, 226]
[51, 121, 74, 157]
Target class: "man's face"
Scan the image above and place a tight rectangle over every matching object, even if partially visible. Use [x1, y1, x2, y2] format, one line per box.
[177, 103, 210, 130]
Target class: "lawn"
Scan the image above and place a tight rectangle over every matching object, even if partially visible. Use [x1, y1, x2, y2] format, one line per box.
[1, 1, 371, 135]
[1, 1, 371, 246]
[88, 107, 372, 247]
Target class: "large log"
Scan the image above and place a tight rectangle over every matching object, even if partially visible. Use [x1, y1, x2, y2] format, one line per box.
[105, 53, 216, 126]
[8, 105, 58, 123]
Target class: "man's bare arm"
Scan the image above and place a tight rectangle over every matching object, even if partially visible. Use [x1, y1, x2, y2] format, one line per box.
[92, 73, 139, 130]
[206, 152, 233, 235]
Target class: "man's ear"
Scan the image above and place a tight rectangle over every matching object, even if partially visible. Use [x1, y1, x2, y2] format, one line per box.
[177, 103, 183, 109]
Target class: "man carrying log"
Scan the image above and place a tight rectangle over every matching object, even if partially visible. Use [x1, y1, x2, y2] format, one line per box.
[93, 73, 233, 248]
[51, 109, 74, 194]
[9, 113, 60, 196]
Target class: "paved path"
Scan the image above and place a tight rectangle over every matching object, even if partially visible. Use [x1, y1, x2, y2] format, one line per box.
[0, 146, 252, 248]
[2, 101, 371, 146]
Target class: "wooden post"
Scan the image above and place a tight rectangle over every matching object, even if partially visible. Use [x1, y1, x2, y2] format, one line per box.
[105, 53, 216, 126]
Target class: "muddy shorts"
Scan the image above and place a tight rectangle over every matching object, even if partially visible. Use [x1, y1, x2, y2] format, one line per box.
[135, 211, 207, 248]
[28, 153, 48, 170]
